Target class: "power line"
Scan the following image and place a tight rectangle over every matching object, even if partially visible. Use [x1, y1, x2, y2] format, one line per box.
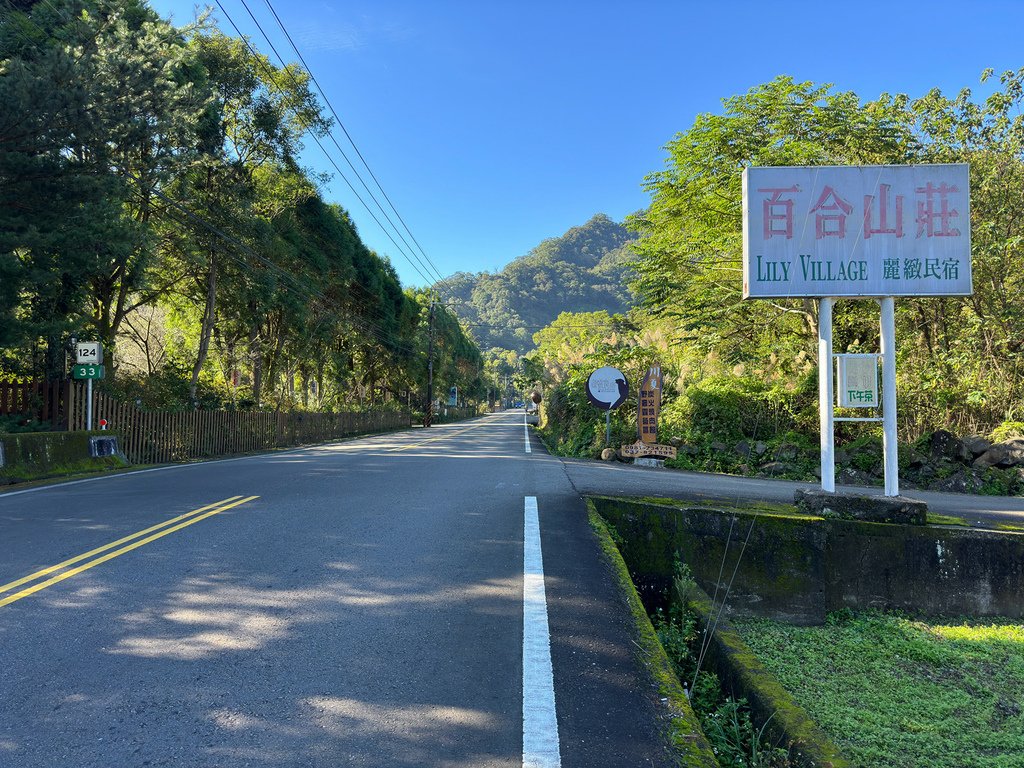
[217, 0, 453, 299]
[131, 175, 421, 355]
[211, 0, 434, 288]
[6, 1, 474, 360]
[259, 0, 455, 296]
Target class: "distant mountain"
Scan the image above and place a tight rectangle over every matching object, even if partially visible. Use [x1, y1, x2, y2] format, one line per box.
[438, 214, 635, 353]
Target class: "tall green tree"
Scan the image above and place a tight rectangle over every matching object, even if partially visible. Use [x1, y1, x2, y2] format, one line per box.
[629, 72, 1024, 436]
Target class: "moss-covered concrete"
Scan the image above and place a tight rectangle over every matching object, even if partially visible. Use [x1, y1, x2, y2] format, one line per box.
[586, 500, 720, 767]
[591, 495, 1024, 622]
[824, 517, 1024, 617]
[0, 431, 128, 484]
[591, 496, 828, 624]
[681, 582, 849, 768]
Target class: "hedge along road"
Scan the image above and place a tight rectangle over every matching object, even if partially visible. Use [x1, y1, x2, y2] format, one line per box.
[0, 411, 677, 768]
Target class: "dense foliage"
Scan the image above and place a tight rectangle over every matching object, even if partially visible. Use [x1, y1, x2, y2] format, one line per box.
[534, 73, 1024, 467]
[0, 0, 483, 411]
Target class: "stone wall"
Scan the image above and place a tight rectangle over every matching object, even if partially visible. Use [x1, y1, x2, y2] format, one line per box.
[591, 496, 1024, 623]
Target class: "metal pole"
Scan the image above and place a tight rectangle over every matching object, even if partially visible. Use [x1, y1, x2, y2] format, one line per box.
[425, 300, 435, 427]
[605, 409, 611, 448]
[818, 298, 835, 492]
[86, 377, 93, 431]
[880, 297, 900, 497]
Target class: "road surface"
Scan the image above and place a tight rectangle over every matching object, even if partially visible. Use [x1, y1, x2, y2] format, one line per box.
[560, 456, 1024, 529]
[0, 412, 677, 768]
[4, 411, 1021, 767]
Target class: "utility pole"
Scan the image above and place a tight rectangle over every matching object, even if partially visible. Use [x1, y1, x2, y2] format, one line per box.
[424, 299, 436, 427]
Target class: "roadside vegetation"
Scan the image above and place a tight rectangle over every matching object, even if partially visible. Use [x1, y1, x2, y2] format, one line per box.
[1, 0, 484, 413]
[530, 72, 1024, 494]
[652, 594, 795, 768]
[732, 611, 1024, 768]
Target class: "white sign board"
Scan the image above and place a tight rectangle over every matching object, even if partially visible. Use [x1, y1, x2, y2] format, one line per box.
[836, 354, 879, 408]
[75, 342, 103, 365]
[743, 164, 972, 298]
[585, 366, 628, 411]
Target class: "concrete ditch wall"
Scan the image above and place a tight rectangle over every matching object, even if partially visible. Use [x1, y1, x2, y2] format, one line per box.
[591, 496, 1024, 623]
[0, 431, 126, 484]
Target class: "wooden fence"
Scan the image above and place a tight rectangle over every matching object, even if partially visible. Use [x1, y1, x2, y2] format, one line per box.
[66, 384, 412, 465]
[0, 380, 68, 426]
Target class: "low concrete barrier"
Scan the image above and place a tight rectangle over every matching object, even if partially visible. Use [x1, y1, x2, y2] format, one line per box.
[590, 495, 1024, 622]
[0, 431, 127, 484]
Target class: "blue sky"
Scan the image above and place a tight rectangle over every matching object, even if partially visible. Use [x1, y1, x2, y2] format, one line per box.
[149, 0, 1024, 289]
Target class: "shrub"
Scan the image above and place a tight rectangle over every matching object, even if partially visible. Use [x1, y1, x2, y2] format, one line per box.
[680, 376, 811, 443]
[0, 414, 52, 434]
[990, 421, 1024, 443]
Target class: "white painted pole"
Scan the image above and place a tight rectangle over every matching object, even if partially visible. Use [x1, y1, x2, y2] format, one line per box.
[880, 297, 899, 497]
[818, 298, 835, 492]
[86, 377, 93, 431]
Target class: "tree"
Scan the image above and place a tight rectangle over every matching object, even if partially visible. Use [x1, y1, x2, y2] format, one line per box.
[629, 72, 1024, 436]
[170, 30, 329, 402]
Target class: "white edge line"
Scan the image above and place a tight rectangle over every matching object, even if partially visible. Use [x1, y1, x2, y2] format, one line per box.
[524, 413, 532, 454]
[523, 496, 561, 768]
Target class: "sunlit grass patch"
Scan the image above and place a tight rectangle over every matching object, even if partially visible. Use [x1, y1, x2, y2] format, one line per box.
[927, 513, 969, 526]
[732, 611, 1024, 768]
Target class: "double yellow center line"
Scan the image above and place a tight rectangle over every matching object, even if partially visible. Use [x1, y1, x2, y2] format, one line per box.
[0, 494, 258, 608]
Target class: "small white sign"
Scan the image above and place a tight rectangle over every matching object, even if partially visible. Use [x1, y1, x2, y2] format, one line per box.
[836, 354, 879, 408]
[75, 342, 103, 365]
[586, 366, 628, 411]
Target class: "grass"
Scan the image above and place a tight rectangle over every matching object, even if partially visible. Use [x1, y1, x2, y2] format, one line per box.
[627, 495, 819, 521]
[0, 455, 129, 485]
[927, 513, 970, 527]
[731, 611, 1024, 768]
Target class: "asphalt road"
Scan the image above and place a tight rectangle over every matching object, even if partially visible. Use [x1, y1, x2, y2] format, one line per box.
[0, 412, 677, 768]
[5, 413, 1020, 768]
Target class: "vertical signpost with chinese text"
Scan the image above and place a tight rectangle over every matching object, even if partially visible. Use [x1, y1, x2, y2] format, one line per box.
[742, 164, 972, 496]
[619, 364, 677, 460]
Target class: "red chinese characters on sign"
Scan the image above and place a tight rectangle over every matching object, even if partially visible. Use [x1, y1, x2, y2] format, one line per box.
[759, 186, 799, 239]
[755, 181, 961, 241]
[743, 165, 971, 298]
[809, 186, 853, 239]
[915, 182, 961, 237]
[863, 184, 904, 239]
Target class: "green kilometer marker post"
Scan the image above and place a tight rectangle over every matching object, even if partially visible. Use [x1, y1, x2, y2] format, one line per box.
[72, 365, 105, 380]
[72, 342, 105, 431]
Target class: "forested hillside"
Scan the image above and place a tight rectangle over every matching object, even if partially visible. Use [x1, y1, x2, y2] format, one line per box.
[438, 214, 634, 353]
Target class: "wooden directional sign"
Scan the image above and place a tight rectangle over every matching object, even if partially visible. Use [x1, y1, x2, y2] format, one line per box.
[638, 364, 663, 444]
[72, 364, 105, 380]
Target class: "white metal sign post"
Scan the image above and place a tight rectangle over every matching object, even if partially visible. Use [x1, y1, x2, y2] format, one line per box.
[74, 342, 104, 431]
[743, 164, 972, 497]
